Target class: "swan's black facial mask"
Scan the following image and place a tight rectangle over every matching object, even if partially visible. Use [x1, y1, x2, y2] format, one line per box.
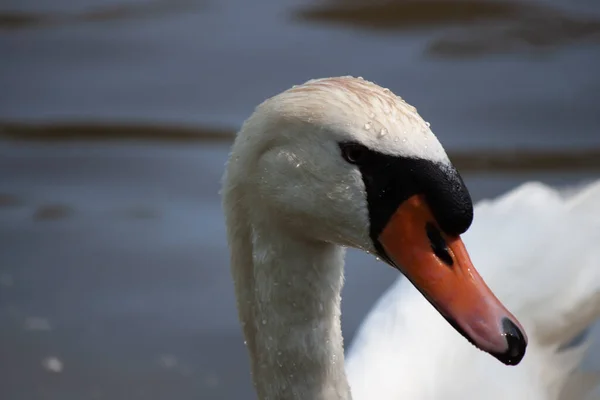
[338, 142, 528, 366]
[338, 142, 473, 250]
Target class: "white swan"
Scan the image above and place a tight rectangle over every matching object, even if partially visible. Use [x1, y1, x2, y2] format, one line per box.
[221, 76, 600, 400]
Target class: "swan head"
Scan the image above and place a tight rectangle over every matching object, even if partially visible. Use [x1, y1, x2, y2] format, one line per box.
[224, 76, 527, 365]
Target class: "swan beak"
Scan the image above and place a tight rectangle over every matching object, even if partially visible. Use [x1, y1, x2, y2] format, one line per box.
[378, 195, 528, 366]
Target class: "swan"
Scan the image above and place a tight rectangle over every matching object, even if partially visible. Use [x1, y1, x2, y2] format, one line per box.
[221, 76, 600, 400]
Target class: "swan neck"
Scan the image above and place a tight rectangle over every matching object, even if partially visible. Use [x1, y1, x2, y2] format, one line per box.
[231, 217, 352, 400]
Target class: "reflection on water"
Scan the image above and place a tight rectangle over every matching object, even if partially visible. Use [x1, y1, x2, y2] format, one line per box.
[0, 121, 231, 142]
[295, 0, 600, 57]
[0, 193, 23, 208]
[2, 122, 600, 172]
[32, 203, 74, 221]
[428, 13, 600, 57]
[0, 0, 203, 30]
[295, 0, 532, 29]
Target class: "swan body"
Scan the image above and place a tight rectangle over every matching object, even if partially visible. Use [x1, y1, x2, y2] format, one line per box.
[346, 180, 600, 400]
[221, 76, 600, 400]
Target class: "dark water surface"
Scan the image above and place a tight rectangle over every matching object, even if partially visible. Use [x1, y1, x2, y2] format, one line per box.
[1, 0, 600, 151]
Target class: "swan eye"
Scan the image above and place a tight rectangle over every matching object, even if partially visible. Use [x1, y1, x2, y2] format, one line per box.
[340, 143, 368, 165]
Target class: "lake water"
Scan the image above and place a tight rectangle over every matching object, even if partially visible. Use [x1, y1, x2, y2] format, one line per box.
[0, 0, 599, 399]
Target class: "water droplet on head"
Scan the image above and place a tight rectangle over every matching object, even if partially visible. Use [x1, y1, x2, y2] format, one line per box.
[402, 138, 407, 143]
[261, 319, 267, 325]
[378, 128, 387, 138]
[425, 121, 431, 128]
[369, 112, 375, 118]
[364, 122, 371, 130]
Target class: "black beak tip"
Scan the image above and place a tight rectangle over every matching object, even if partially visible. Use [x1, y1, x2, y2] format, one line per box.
[492, 317, 528, 366]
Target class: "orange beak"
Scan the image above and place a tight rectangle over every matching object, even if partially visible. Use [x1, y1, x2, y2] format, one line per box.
[378, 195, 528, 365]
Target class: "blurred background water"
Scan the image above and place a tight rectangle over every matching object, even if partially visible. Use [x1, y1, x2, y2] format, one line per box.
[0, 0, 599, 399]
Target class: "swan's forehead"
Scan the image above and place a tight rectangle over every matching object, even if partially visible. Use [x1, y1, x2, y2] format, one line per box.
[270, 76, 450, 165]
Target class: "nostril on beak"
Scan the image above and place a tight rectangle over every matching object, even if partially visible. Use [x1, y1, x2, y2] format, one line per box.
[497, 317, 527, 366]
[425, 222, 453, 267]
